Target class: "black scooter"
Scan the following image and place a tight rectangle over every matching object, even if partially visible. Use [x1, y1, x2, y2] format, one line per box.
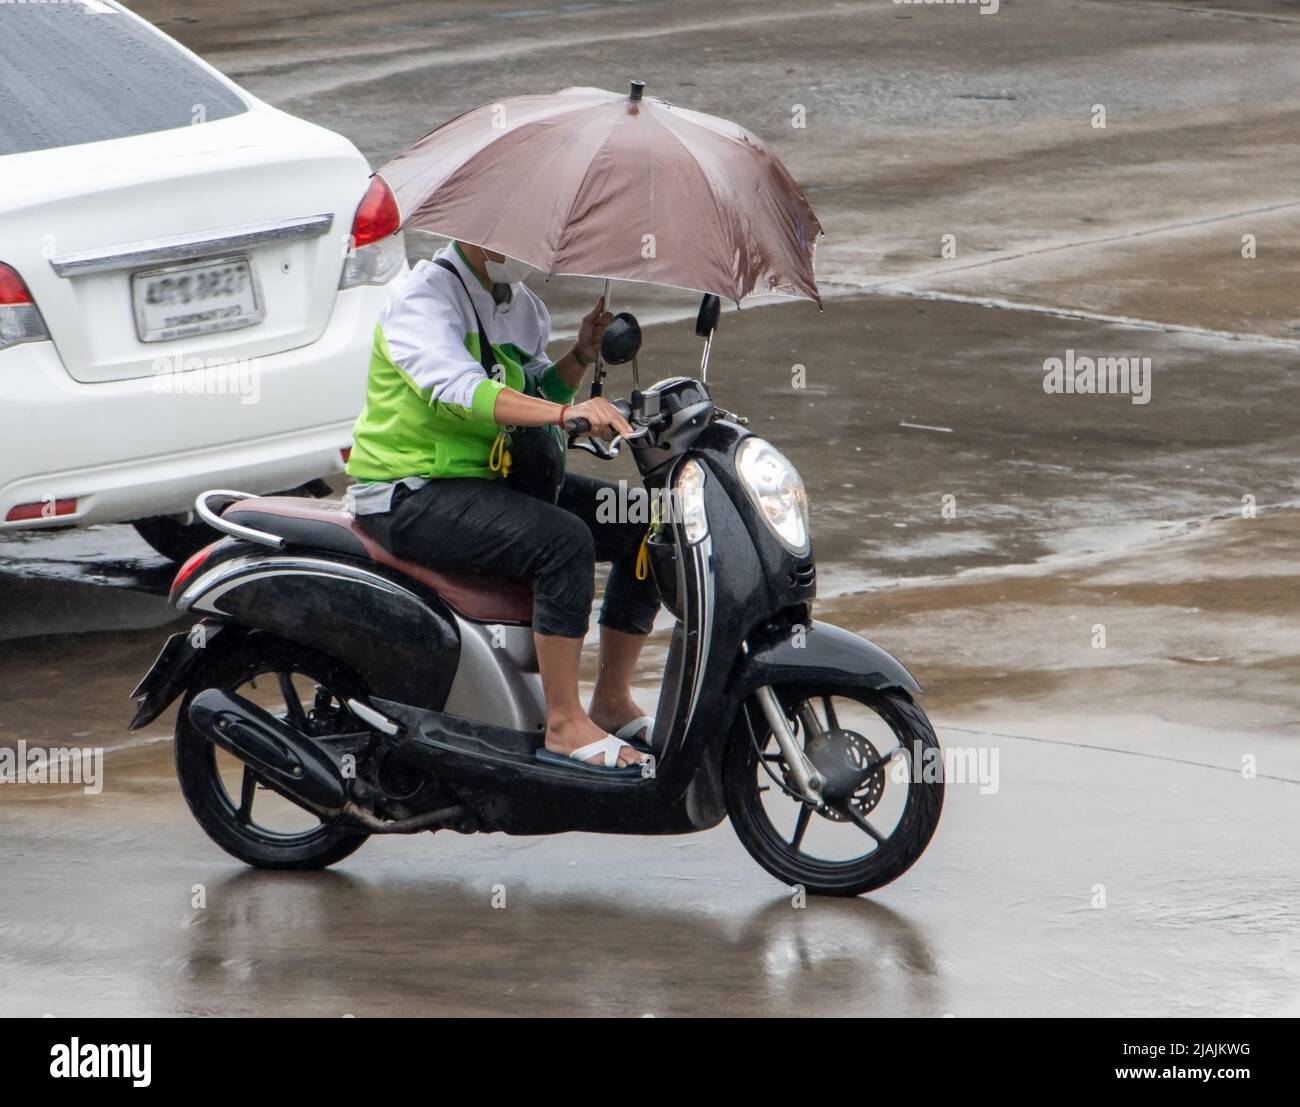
[130, 297, 942, 896]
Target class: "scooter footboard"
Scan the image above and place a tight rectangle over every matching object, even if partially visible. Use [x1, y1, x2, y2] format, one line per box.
[730, 620, 922, 699]
[372, 697, 659, 834]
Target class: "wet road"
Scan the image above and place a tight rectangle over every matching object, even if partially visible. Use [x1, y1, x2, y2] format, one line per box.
[5, 507, 1300, 1016]
[3, 0, 1300, 1016]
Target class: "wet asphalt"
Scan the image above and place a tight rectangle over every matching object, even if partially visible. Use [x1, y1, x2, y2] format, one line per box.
[2, 0, 1299, 1016]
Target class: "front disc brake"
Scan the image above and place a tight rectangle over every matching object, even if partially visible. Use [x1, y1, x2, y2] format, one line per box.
[808, 728, 886, 821]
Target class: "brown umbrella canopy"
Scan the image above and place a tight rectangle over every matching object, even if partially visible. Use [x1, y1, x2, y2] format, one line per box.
[379, 83, 822, 304]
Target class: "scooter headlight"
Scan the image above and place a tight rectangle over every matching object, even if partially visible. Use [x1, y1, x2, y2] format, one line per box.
[674, 459, 709, 545]
[736, 438, 809, 555]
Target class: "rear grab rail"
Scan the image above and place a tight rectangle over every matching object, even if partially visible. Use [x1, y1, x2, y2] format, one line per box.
[194, 490, 286, 551]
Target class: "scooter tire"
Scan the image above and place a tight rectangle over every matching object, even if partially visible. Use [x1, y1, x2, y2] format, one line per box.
[724, 686, 943, 897]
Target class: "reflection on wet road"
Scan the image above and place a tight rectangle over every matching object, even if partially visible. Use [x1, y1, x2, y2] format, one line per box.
[4, 704, 1297, 1016]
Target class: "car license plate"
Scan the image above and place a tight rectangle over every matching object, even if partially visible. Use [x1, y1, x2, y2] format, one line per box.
[131, 256, 262, 342]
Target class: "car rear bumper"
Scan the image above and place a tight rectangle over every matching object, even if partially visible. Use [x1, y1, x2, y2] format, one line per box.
[0, 281, 390, 530]
[2, 417, 353, 530]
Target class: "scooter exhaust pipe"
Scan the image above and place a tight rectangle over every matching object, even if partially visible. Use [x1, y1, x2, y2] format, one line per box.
[187, 689, 348, 813]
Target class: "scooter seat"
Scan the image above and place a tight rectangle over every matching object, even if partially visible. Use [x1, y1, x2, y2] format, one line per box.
[222, 496, 534, 626]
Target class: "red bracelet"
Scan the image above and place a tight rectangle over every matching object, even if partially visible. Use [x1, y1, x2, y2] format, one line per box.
[557, 403, 570, 428]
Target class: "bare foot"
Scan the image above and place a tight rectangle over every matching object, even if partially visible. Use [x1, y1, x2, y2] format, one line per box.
[545, 711, 646, 767]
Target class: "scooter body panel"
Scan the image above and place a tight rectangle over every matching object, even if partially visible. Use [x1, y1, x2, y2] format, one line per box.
[442, 618, 547, 735]
[175, 550, 462, 711]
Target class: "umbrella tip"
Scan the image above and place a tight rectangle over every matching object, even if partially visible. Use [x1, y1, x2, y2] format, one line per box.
[629, 79, 645, 102]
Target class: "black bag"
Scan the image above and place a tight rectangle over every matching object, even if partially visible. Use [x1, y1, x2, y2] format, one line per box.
[435, 258, 566, 503]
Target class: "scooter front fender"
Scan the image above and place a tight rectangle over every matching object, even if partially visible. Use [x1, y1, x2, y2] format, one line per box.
[731, 620, 922, 699]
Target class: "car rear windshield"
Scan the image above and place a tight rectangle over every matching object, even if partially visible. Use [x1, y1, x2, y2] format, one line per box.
[0, 3, 248, 156]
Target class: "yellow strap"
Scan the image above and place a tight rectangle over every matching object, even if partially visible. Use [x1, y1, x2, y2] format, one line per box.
[489, 431, 512, 478]
[635, 529, 651, 581]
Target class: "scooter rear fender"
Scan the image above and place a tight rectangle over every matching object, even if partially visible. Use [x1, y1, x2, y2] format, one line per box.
[174, 551, 462, 711]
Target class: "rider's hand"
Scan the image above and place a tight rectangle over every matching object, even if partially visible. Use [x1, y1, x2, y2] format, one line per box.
[576, 296, 614, 365]
[566, 396, 632, 439]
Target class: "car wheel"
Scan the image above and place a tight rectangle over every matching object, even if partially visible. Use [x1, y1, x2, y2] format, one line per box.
[132, 515, 219, 562]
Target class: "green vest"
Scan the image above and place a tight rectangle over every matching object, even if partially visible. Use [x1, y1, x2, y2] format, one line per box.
[346, 324, 577, 483]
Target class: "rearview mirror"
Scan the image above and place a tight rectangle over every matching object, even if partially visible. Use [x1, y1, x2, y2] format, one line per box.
[695, 294, 720, 338]
[601, 311, 642, 365]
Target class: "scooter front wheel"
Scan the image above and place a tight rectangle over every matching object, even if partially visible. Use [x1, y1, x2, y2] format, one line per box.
[723, 686, 943, 897]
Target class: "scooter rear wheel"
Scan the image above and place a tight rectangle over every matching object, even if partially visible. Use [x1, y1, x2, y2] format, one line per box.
[723, 686, 943, 897]
[174, 637, 370, 870]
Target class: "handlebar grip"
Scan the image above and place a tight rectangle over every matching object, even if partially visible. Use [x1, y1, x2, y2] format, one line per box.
[564, 416, 592, 434]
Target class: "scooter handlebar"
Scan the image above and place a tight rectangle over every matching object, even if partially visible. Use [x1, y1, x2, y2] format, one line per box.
[565, 400, 640, 460]
[565, 397, 633, 437]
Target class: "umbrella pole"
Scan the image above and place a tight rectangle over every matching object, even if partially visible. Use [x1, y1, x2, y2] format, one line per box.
[591, 278, 611, 397]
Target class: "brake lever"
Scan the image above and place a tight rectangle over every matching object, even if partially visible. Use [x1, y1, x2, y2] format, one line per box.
[572, 426, 651, 460]
[565, 416, 621, 461]
[571, 437, 620, 460]
[608, 427, 651, 452]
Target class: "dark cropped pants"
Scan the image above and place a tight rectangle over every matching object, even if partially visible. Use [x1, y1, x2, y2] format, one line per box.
[356, 473, 660, 639]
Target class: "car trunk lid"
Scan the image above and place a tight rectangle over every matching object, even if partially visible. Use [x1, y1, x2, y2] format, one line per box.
[0, 108, 368, 384]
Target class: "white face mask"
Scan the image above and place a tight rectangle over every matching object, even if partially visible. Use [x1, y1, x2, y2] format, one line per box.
[484, 256, 535, 285]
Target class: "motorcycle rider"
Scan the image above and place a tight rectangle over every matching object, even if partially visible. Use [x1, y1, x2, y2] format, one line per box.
[345, 241, 657, 770]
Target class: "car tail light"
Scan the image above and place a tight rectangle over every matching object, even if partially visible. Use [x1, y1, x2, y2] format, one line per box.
[0, 262, 50, 351]
[171, 541, 220, 598]
[351, 175, 401, 248]
[340, 176, 405, 288]
[5, 497, 77, 522]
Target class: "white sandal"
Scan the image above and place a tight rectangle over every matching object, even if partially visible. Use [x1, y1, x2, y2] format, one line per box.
[614, 715, 655, 745]
[536, 734, 645, 772]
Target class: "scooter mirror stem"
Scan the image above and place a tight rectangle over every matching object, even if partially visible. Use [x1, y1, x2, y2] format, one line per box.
[699, 329, 714, 384]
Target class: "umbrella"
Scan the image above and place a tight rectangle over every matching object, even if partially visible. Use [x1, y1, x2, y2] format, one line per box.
[378, 81, 822, 305]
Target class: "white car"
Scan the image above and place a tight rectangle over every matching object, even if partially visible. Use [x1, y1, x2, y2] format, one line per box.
[0, 1, 405, 560]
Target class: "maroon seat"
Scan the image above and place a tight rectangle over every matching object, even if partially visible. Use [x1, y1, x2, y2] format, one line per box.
[222, 496, 534, 625]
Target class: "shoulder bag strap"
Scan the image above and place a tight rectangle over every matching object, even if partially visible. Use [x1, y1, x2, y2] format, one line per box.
[433, 256, 495, 375]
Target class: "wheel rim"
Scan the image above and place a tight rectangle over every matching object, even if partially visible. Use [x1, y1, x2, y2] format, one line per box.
[747, 692, 915, 866]
[195, 664, 360, 844]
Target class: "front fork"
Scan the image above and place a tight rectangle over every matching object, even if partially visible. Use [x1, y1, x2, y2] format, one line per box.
[753, 684, 827, 807]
